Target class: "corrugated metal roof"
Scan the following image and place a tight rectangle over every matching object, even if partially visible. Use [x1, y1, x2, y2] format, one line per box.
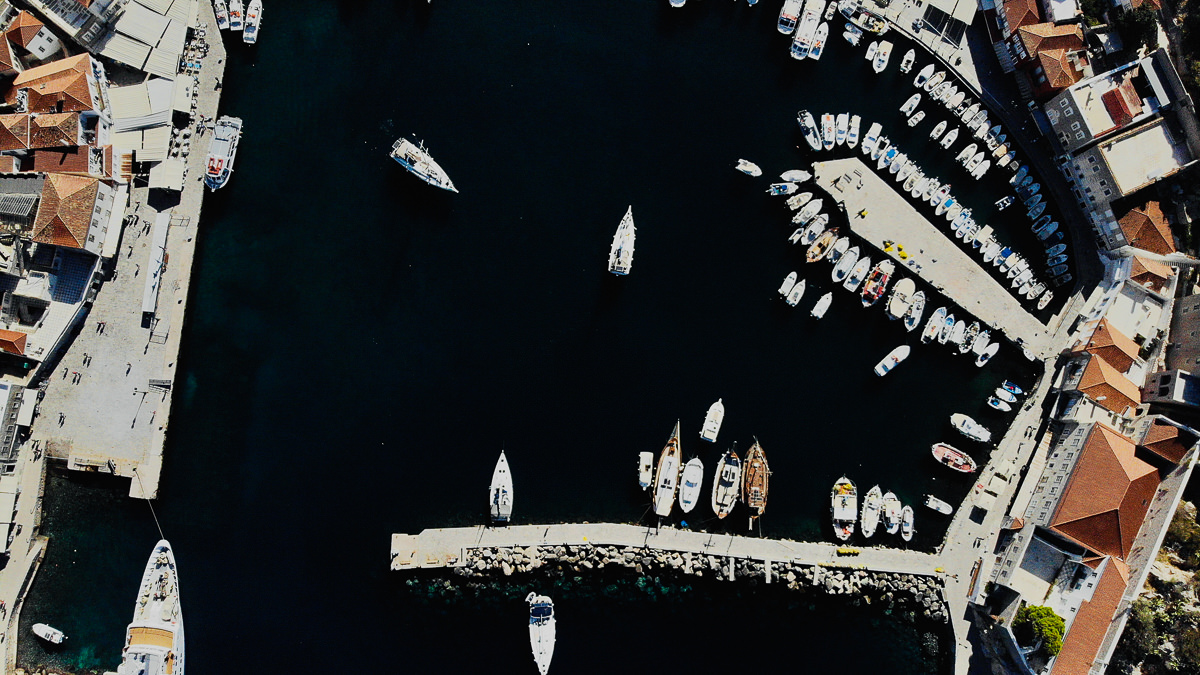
[109, 77, 176, 131]
[135, 0, 175, 13]
[111, 129, 146, 151]
[166, 0, 199, 24]
[160, 18, 187, 49]
[115, 2, 170, 45]
[109, 83, 154, 118]
[97, 33, 152, 70]
[148, 158, 185, 191]
[136, 125, 171, 162]
[143, 47, 180, 79]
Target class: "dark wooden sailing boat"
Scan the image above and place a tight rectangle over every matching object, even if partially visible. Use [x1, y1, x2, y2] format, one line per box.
[741, 439, 770, 530]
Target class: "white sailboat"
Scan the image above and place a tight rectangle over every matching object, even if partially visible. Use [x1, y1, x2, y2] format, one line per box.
[700, 399, 724, 442]
[527, 593, 556, 675]
[711, 445, 742, 519]
[653, 421, 683, 518]
[607, 206, 636, 275]
[678, 458, 704, 513]
[489, 450, 513, 524]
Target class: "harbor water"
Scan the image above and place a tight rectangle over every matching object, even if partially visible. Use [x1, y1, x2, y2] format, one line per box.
[17, 2, 1053, 672]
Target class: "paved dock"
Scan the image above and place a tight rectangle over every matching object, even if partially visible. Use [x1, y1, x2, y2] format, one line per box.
[392, 523, 940, 577]
[813, 158, 1054, 358]
[31, 2, 228, 498]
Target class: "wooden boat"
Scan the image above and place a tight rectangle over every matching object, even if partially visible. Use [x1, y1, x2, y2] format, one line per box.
[711, 445, 742, 519]
[861, 259, 895, 307]
[652, 421, 682, 518]
[678, 457, 704, 513]
[931, 442, 978, 473]
[831, 476, 858, 541]
[806, 228, 840, 262]
[742, 440, 770, 528]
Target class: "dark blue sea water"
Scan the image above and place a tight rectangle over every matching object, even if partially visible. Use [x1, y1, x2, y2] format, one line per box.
[17, 2, 1064, 673]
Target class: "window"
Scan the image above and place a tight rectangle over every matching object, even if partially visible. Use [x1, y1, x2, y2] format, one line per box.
[1071, 122, 1081, 130]
[1100, 180, 1108, 187]
[1103, 189, 1112, 196]
[1055, 475, 1063, 482]
[1087, 156, 1097, 163]
[1065, 107, 1075, 116]
[1076, 131, 1085, 140]
[1092, 166, 1101, 173]
[1061, 99, 1070, 108]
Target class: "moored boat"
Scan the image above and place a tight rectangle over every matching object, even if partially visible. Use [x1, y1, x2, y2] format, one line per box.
[214, 0, 230, 30]
[806, 228, 839, 262]
[862, 122, 882, 155]
[951, 413, 992, 442]
[832, 246, 860, 283]
[811, 291, 833, 318]
[114, 540, 184, 675]
[243, 0, 262, 44]
[828, 236, 850, 264]
[229, 0, 244, 30]
[958, 322, 980, 355]
[700, 399, 725, 442]
[907, 111, 925, 127]
[835, 112, 849, 145]
[736, 159, 763, 176]
[860, 485, 883, 538]
[768, 182, 799, 196]
[932, 442, 978, 473]
[205, 116, 244, 191]
[900, 505, 914, 542]
[33, 624, 66, 644]
[797, 110, 823, 152]
[527, 593, 556, 675]
[939, 127, 958, 149]
[938, 313, 955, 344]
[742, 440, 770, 528]
[787, 191, 814, 210]
[923, 70, 945, 92]
[1002, 380, 1024, 396]
[779, 271, 799, 296]
[872, 40, 892, 73]
[711, 445, 742, 518]
[861, 259, 894, 307]
[843, 255, 871, 292]
[652, 421, 683, 518]
[781, 169, 813, 183]
[678, 458, 704, 513]
[608, 206, 636, 275]
[831, 476, 858, 541]
[847, 115, 861, 148]
[903, 291, 925, 332]
[913, 63, 934, 88]
[822, 113, 836, 150]
[987, 394, 1012, 411]
[874, 345, 910, 376]
[901, 93, 921, 116]
[882, 491, 901, 535]
[811, 22, 830, 59]
[638, 452, 653, 490]
[885, 277, 915, 320]
[786, 278, 808, 307]
[839, 0, 889, 34]
[489, 450, 514, 524]
[925, 495, 953, 514]
[778, 0, 803, 33]
[922, 306, 947, 343]
[900, 49, 915, 73]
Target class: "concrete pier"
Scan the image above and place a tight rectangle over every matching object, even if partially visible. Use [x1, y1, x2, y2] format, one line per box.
[813, 158, 1054, 359]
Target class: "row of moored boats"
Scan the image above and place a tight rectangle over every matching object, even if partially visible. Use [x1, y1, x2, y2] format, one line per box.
[213, 0, 263, 44]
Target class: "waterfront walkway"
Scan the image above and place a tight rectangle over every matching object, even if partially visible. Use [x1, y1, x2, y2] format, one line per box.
[393, 522, 939, 576]
[813, 158, 1054, 358]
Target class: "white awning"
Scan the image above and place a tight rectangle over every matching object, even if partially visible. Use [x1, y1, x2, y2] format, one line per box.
[97, 33, 153, 71]
[148, 159, 186, 191]
[135, 125, 172, 162]
[144, 46, 181, 79]
[115, 1, 170, 45]
[16, 388, 37, 427]
[101, 183, 130, 258]
[136, 0, 175, 13]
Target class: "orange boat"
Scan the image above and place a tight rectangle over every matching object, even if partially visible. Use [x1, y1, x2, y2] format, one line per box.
[742, 439, 770, 529]
[931, 442, 978, 473]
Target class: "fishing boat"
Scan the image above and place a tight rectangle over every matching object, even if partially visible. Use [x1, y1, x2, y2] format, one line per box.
[243, 0, 261, 44]
[786, 191, 813, 210]
[958, 322, 980, 355]
[1035, 221, 1059, 241]
[214, 0, 230, 30]
[874, 345, 910, 376]
[778, 0, 803, 34]
[922, 307, 947, 343]
[781, 169, 812, 183]
[901, 93, 921, 116]
[736, 159, 763, 176]
[670, 0, 685, 5]
[638, 452, 653, 490]
[994, 387, 1017, 404]
[885, 277, 915, 320]
[1037, 290, 1054, 311]
[847, 115, 861, 148]
[1002, 380, 1024, 396]
[701, 399, 725, 442]
[205, 116, 243, 191]
[827, 236, 850, 264]
[779, 271, 800, 297]
[995, 195, 1014, 210]
[923, 70, 945, 92]
[607, 206, 636, 275]
[860, 485, 883, 538]
[489, 451, 514, 523]
[913, 63, 934, 88]
[791, 0, 826, 59]
[678, 458, 704, 513]
[1027, 203, 1046, 222]
[932, 443, 978, 473]
[839, 0, 890, 34]
[742, 440, 770, 527]
[652, 421, 682, 518]
[33, 624, 66, 644]
[899, 49, 915, 73]
[903, 291, 925, 332]
[786, 278, 807, 306]
[900, 505, 914, 542]
[831, 476, 858, 541]
[908, 111, 925, 127]
[925, 495, 953, 515]
[861, 122, 882, 155]
[832, 246, 860, 283]
[843, 256, 871, 292]
[811, 292, 833, 318]
[114, 540, 184, 675]
[821, 113, 836, 150]
[527, 593, 556, 675]
[882, 491, 902, 535]
[1025, 193, 1044, 209]
[229, 0, 244, 30]
[835, 112, 849, 145]
[843, 23, 863, 45]
[872, 40, 892, 73]
[861, 259, 894, 307]
[810, 22, 830, 60]
[951, 413, 992, 442]
[711, 446, 742, 518]
[797, 110, 823, 151]
[939, 127, 958, 149]
[806, 228, 839, 262]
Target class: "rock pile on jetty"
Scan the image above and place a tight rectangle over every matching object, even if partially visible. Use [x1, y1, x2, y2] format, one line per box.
[453, 544, 949, 623]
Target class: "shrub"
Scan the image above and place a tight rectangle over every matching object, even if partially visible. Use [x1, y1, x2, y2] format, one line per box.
[1112, 6, 1160, 52]
[1015, 605, 1067, 656]
[1081, 0, 1107, 25]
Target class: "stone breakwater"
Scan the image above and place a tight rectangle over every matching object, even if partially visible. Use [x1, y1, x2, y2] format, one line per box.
[452, 544, 950, 623]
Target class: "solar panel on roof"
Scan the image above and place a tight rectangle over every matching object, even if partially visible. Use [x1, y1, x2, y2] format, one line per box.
[0, 194, 37, 218]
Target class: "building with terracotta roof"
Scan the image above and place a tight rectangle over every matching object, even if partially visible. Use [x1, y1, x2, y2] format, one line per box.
[0, 329, 26, 356]
[30, 172, 117, 255]
[1011, 23, 1089, 101]
[5, 11, 63, 61]
[1117, 200, 1177, 255]
[31, 144, 110, 178]
[1073, 318, 1140, 372]
[0, 25, 20, 78]
[1129, 256, 1173, 293]
[28, 111, 84, 149]
[5, 53, 109, 121]
[994, 0, 1044, 73]
[0, 113, 30, 152]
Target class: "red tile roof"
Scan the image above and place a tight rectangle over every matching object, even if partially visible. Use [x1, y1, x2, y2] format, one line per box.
[1119, 201, 1176, 255]
[0, 329, 26, 356]
[1036, 49, 1086, 90]
[5, 11, 45, 50]
[32, 173, 100, 249]
[0, 113, 29, 151]
[1051, 425, 1159, 559]
[1141, 420, 1191, 464]
[1130, 256, 1173, 291]
[1018, 23, 1084, 62]
[1077, 352, 1142, 413]
[1074, 319, 1140, 373]
[6, 54, 95, 114]
[32, 146, 91, 174]
[1051, 558, 1130, 674]
[0, 31, 17, 74]
[28, 112, 80, 149]
[1004, 0, 1043, 32]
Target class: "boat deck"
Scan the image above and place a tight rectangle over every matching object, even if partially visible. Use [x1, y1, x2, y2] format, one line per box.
[813, 158, 1053, 358]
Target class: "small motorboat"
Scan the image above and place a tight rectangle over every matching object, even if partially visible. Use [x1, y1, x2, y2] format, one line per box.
[768, 182, 799, 196]
[33, 624, 66, 644]
[994, 387, 1017, 404]
[951, 413, 992, 442]
[787, 191, 814, 210]
[1036, 222, 1059, 241]
[900, 505, 914, 542]
[995, 195, 1013, 210]
[903, 291, 926, 332]
[923, 70, 946, 92]
[831, 476, 858, 541]
[779, 271, 799, 296]
[800, 214, 829, 245]
[955, 142, 977, 164]
[1002, 380, 1024, 396]
[924, 495, 953, 515]
[786, 279, 808, 307]
[921, 307, 947, 343]
[701, 399, 725, 442]
[901, 93, 921, 116]
[872, 136, 890, 161]
[1027, 281, 1047, 301]
[866, 40, 878, 61]
[832, 246, 860, 283]
[781, 169, 813, 183]
[938, 313, 955, 344]
[678, 457, 705, 513]
[1045, 243, 1067, 257]
[792, 198, 824, 225]
[1047, 253, 1068, 267]
[844, 23, 863, 45]
[939, 127, 958, 149]
[736, 159, 762, 176]
[806, 228, 840, 262]
[958, 322, 980, 355]
[860, 485, 883, 538]
[822, 113, 837, 150]
[1037, 290, 1054, 311]
[874, 345, 911, 376]
[873, 40, 892, 73]
[913, 63, 934, 88]
[811, 291, 833, 319]
[907, 111, 925, 127]
[827, 237, 850, 264]
[842, 256, 872, 292]
[638, 451, 653, 490]
[1010, 165, 1029, 185]
[929, 120, 947, 140]
[931, 442, 978, 473]
[882, 492, 902, 535]
[1027, 202, 1046, 220]
[835, 112, 849, 145]
[811, 21, 830, 60]
[798, 110, 823, 151]
[847, 115, 862, 148]
[900, 49, 916, 73]
[987, 395, 1012, 412]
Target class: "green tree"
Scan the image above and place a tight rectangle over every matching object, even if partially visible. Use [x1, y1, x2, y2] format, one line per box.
[1113, 6, 1160, 52]
[1015, 605, 1068, 656]
[1081, 0, 1107, 26]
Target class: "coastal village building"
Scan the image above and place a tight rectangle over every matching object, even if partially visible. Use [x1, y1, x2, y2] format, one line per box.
[1116, 200, 1177, 256]
[1167, 292, 1200, 371]
[1143, 370, 1200, 418]
[5, 10, 63, 62]
[980, 419, 1199, 674]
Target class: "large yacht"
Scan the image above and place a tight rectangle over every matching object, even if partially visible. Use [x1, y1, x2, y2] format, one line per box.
[203, 116, 242, 191]
[113, 540, 185, 675]
[390, 137, 458, 193]
[608, 206, 636, 275]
